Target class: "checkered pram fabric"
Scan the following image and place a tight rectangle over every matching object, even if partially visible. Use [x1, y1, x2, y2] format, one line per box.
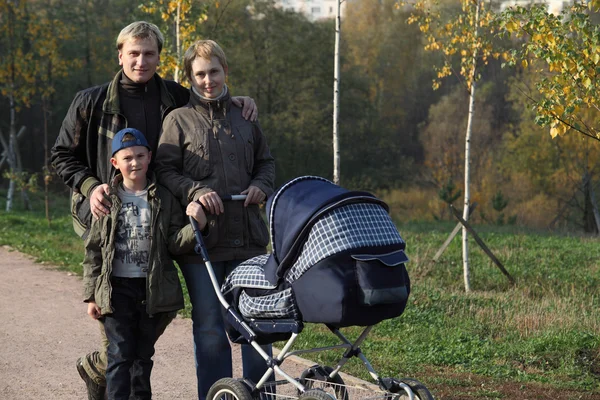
[285, 202, 404, 283]
[222, 202, 404, 320]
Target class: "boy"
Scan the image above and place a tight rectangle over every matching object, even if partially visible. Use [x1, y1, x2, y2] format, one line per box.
[155, 40, 275, 400]
[83, 127, 208, 400]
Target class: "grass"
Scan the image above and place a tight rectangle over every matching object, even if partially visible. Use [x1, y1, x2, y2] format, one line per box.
[1, 188, 599, 396]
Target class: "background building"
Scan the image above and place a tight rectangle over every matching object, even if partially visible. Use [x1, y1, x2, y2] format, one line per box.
[275, 0, 347, 21]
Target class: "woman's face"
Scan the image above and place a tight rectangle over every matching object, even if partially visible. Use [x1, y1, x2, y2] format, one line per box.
[190, 56, 227, 99]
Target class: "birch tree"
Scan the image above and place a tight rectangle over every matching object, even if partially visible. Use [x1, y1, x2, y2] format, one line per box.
[139, 0, 208, 82]
[333, 0, 342, 185]
[407, 0, 498, 292]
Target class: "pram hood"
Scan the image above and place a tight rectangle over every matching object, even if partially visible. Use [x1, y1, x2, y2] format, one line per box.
[263, 176, 393, 285]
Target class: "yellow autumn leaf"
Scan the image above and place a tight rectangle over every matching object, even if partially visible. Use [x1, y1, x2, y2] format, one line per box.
[522, 59, 528, 68]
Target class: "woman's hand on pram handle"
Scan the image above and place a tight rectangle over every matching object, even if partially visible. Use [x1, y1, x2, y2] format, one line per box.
[186, 202, 208, 231]
[197, 191, 225, 215]
[241, 185, 265, 207]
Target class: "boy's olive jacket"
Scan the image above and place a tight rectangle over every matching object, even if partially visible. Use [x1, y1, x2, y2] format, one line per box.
[82, 173, 203, 316]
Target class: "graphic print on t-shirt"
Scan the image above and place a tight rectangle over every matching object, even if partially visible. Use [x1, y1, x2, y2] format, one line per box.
[112, 189, 151, 277]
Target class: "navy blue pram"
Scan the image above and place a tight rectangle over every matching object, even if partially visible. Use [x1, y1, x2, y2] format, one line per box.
[190, 176, 433, 400]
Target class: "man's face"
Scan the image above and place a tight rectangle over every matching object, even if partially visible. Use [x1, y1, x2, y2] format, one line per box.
[118, 37, 160, 84]
[190, 56, 227, 99]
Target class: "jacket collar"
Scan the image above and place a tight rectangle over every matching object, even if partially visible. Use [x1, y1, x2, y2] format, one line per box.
[109, 171, 158, 198]
[189, 87, 231, 118]
[103, 70, 178, 115]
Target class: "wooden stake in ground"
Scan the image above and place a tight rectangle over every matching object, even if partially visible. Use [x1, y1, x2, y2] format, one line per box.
[433, 202, 477, 262]
[449, 204, 515, 285]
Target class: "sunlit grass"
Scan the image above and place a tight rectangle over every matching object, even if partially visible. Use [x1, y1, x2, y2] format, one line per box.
[1, 188, 599, 394]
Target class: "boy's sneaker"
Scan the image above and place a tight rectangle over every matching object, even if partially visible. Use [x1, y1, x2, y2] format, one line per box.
[76, 357, 106, 400]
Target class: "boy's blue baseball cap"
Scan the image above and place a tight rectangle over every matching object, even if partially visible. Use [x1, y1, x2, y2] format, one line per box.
[111, 128, 151, 156]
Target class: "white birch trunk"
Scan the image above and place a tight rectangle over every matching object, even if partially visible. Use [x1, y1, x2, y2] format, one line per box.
[332, 0, 341, 185]
[6, 92, 17, 212]
[174, 1, 181, 83]
[462, 0, 481, 293]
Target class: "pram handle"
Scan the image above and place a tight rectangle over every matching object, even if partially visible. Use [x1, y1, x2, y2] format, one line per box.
[221, 194, 247, 201]
[189, 216, 210, 262]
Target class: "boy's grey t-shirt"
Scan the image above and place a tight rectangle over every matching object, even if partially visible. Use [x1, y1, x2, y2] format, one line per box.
[112, 185, 151, 278]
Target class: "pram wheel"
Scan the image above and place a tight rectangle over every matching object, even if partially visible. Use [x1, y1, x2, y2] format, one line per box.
[299, 365, 348, 400]
[207, 377, 254, 400]
[299, 388, 337, 400]
[388, 378, 434, 400]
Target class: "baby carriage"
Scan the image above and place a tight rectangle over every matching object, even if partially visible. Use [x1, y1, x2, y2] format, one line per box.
[190, 176, 434, 400]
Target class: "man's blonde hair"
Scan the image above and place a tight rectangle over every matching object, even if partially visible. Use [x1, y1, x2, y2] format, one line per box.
[116, 21, 164, 53]
[183, 40, 228, 82]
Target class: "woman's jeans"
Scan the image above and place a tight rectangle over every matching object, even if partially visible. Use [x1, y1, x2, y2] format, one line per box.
[104, 277, 175, 400]
[181, 260, 273, 400]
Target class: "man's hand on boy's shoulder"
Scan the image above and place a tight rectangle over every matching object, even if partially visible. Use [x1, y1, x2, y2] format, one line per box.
[231, 96, 258, 122]
[90, 184, 112, 219]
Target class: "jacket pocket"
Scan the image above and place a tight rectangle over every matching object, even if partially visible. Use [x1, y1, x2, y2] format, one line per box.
[185, 128, 212, 180]
[71, 191, 92, 239]
[155, 267, 184, 312]
[94, 272, 112, 315]
[247, 205, 269, 247]
[236, 126, 255, 174]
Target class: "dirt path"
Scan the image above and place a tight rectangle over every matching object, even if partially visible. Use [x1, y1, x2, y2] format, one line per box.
[0, 246, 316, 399]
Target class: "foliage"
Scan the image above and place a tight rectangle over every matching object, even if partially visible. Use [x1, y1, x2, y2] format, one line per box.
[0, 0, 77, 109]
[341, 0, 429, 190]
[496, 2, 600, 140]
[3, 0, 600, 235]
[139, 0, 209, 82]
[2, 171, 38, 193]
[438, 178, 461, 205]
[406, 0, 500, 91]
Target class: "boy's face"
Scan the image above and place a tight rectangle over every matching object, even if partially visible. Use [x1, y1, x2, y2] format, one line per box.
[190, 56, 227, 99]
[119, 37, 160, 84]
[110, 146, 151, 186]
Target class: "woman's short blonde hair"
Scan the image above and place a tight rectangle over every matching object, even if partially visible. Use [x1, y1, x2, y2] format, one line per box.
[183, 40, 228, 82]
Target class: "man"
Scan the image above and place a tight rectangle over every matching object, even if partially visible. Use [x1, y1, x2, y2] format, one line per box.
[51, 21, 257, 400]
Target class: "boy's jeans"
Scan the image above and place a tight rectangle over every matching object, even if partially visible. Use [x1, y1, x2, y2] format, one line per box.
[80, 310, 173, 387]
[180, 260, 273, 400]
[104, 277, 175, 400]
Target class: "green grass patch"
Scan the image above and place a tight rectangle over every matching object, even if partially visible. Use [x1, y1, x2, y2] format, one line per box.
[1, 189, 599, 395]
[0, 189, 84, 274]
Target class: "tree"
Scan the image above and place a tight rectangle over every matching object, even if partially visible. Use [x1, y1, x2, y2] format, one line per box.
[0, 0, 37, 211]
[35, 0, 79, 224]
[408, 0, 499, 292]
[0, 0, 79, 213]
[497, 2, 600, 140]
[333, 0, 341, 185]
[341, 0, 430, 190]
[139, 0, 208, 82]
